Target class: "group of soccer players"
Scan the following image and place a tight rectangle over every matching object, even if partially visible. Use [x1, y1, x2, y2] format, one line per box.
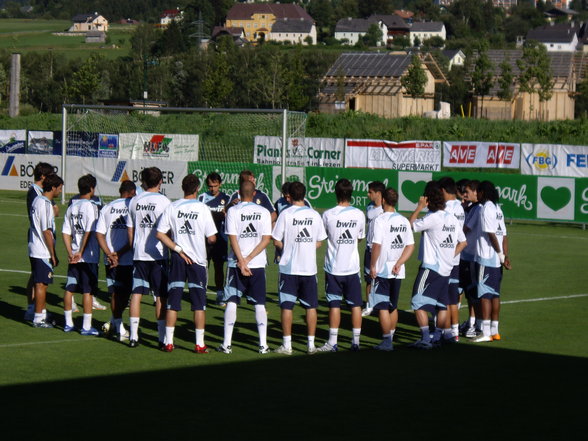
[25, 161, 510, 353]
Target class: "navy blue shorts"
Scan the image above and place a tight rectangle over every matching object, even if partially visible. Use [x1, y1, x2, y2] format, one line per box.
[65, 262, 98, 294]
[30, 257, 53, 285]
[106, 265, 133, 297]
[447, 265, 460, 305]
[132, 260, 168, 297]
[325, 272, 362, 308]
[369, 277, 401, 311]
[459, 259, 477, 302]
[411, 267, 449, 313]
[363, 247, 372, 283]
[279, 273, 318, 310]
[475, 263, 502, 299]
[167, 253, 207, 311]
[207, 237, 227, 263]
[224, 267, 266, 305]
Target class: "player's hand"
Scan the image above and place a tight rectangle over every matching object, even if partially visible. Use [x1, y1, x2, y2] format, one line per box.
[503, 256, 512, 270]
[392, 264, 401, 275]
[237, 260, 252, 277]
[417, 196, 428, 209]
[370, 267, 377, 279]
[51, 256, 59, 268]
[108, 253, 118, 267]
[180, 252, 193, 265]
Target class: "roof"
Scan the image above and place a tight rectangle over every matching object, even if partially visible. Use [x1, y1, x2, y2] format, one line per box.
[211, 26, 244, 39]
[334, 17, 374, 33]
[370, 14, 410, 30]
[394, 10, 414, 19]
[72, 13, 102, 23]
[411, 21, 445, 33]
[161, 9, 181, 17]
[544, 7, 579, 16]
[442, 49, 464, 60]
[527, 22, 581, 44]
[226, 4, 313, 21]
[325, 52, 413, 78]
[271, 18, 313, 33]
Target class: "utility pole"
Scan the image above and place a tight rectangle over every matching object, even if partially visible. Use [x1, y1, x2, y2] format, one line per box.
[9, 53, 20, 118]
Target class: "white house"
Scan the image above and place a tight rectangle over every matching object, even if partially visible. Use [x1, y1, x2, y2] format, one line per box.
[160, 8, 183, 26]
[442, 49, 466, 69]
[334, 17, 387, 46]
[526, 22, 581, 52]
[269, 18, 316, 45]
[69, 13, 109, 32]
[410, 21, 446, 46]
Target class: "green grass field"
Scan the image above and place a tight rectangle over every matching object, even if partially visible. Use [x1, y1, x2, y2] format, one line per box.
[0, 19, 135, 59]
[0, 188, 586, 439]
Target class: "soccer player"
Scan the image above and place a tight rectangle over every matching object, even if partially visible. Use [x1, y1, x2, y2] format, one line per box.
[409, 181, 466, 349]
[273, 181, 311, 264]
[228, 170, 276, 223]
[491, 200, 511, 341]
[438, 177, 465, 341]
[95, 180, 137, 341]
[156, 175, 217, 353]
[24, 162, 58, 321]
[317, 178, 366, 352]
[127, 167, 171, 348]
[217, 180, 272, 354]
[62, 174, 101, 335]
[369, 188, 414, 351]
[28, 173, 63, 328]
[272, 181, 327, 355]
[361, 181, 385, 317]
[198, 172, 230, 305]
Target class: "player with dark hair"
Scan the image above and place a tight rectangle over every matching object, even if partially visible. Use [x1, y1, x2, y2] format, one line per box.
[156, 174, 217, 353]
[28, 173, 63, 328]
[228, 169, 276, 222]
[198, 172, 230, 306]
[409, 181, 467, 349]
[369, 188, 414, 351]
[95, 180, 137, 341]
[317, 178, 366, 352]
[362, 181, 385, 317]
[127, 167, 171, 348]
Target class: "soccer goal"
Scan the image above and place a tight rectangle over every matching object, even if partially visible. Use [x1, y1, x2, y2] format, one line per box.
[60, 104, 307, 203]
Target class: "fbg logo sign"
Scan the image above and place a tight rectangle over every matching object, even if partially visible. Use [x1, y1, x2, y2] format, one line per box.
[487, 145, 514, 165]
[448, 145, 476, 164]
[526, 152, 558, 170]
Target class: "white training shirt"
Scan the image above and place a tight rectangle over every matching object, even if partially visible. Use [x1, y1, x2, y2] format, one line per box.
[127, 191, 171, 261]
[413, 210, 466, 277]
[322, 205, 366, 275]
[272, 205, 327, 276]
[157, 199, 217, 266]
[476, 201, 501, 268]
[225, 201, 272, 269]
[371, 211, 414, 279]
[444, 199, 466, 266]
[62, 199, 100, 264]
[95, 198, 133, 266]
[28, 195, 55, 259]
[496, 204, 507, 252]
[365, 202, 384, 248]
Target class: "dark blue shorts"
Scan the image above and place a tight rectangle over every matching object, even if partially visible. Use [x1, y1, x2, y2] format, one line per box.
[411, 267, 449, 313]
[475, 263, 502, 299]
[325, 272, 362, 308]
[30, 257, 53, 285]
[167, 253, 207, 311]
[132, 260, 168, 297]
[224, 267, 266, 305]
[106, 265, 133, 297]
[459, 259, 477, 301]
[207, 237, 227, 263]
[65, 262, 98, 294]
[447, 265, 460, 305]
[363, 247, 372, 283]
[279, 273, 318, 310]
[370, 277, 401, 311]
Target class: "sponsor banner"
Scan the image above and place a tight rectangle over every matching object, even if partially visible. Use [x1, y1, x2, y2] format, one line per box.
[443, 141, 520, 169]
[576, 178, 588, 223]
[254, 136, 344, 167]
[27, 131, 55, 155]
[272, 166, 305, 202]
[521, 144, 588, 178]
[187, 161, 273, 199]
[398, 171, 433, 212]
[98, 134, 119, 158]
[67, 157, 187, 200]
[304, 167, 397, 209]
[0, 130, 26, 154]
[119, 133, 199, 161]
[345, 139, 441, 171]
[0, 154, 60, 191]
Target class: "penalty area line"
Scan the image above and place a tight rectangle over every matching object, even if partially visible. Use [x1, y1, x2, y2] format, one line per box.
[501, 294, 588, 304]
[0, 338, 104, 348]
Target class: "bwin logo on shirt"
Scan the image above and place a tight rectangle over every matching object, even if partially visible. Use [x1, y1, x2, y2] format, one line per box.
[293, 218, 313, 226]
[295, 228, 313, 242]
[390, 225, 407, 233]
[390, 234, 404, 249]
[440, 235, 454, 248]
[140, 214, 154, 228]
[337, 229, 354, 244]
[178, 220, 195, 235]
[240, 223, 258, 238]
[110, 215, 127, 230]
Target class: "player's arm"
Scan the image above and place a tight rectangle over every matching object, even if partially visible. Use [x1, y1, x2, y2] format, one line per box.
[244, 235, 271, 265]
[502, 236, 511, 270]
[228, 234, 252, 277]
[53, 204, 59, 217]
[43, 228, 58, 267]
[409, 196, 428, 227]
[127, 226, 134, 250]
[76, 230, 92, 262]
[207, 234, 217, 245]
[271, 211, 277, 224]
[96, 232, 118, 267]
[369, 242, 381, 279]
[62, 232, 77, 264]
[487, 232, 502, 255]
[155, 231, 193, 265]
[454, 239, 468, 257]
[393, 244, 415, 275]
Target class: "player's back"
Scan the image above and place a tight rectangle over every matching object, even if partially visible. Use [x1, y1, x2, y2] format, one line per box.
[63, 199, 100, 263]
[476, 201, 501, 267]
[128, 191, 170, 261]
[226, 201, 272, 268]
[96, 198, 132, 266]
[322, 205, 365, 275]
[29, 195, 54, 258]
[416, 210, 463, 277]
[372, 212, 413, 279]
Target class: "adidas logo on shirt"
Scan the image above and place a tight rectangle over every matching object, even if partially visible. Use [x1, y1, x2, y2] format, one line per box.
[240, 223, 258, 238]
[440, 235, 454, 248]
[390, 234, 404, 249]
[295, 227, 313, 243]
[140, 214, 154, 228]
[178, 220, 195, 235]
[336, 229, 354, 244]
[110, 215, 127, 230]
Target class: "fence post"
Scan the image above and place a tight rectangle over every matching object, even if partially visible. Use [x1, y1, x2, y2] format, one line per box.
[61, 106, 67, 204]
[281, 109, 287, 186]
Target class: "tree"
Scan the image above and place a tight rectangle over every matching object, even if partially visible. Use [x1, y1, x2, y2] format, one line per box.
[517, 41, 554, 120]
[401, 55, 427, 98]
[363, 23, 383, 47]
[0, 62, 7, 106]
[67, 55, 106, 105]
[497, 59, 514, 101]
[202, 36, 235, 107]
[471, 46, 494, 118]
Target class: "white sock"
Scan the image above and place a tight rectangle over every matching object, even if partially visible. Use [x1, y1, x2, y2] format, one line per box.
[307, 335, 315, 349]
[195, 328, 205, 347]
[64, 310, 74, 327]
[130, 317, 140, 340]
[352, 327, 361, 345]
[255, 305, 267, 348]
[82, 313, 92, 330]
[482, 319, 491, 337]
[223, 302, 237, 347]
[33, 312, 44, 323]
[283, 335, 292, 350]
[165, 326, 175, 345]
[469, 316, 476, 327]
[328, 328, 338, 346]
[157, 320, 165, 343]
[390, 328, 396, 340]
[41, 309, 47, 320]
[491, 320, 499, 335]
[451, 324, 459, 337]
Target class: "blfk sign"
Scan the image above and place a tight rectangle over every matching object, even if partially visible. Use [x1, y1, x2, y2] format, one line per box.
[443, 142, 520, 169]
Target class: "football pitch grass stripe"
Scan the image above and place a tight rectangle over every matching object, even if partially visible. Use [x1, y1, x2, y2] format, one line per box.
[0, 338, 104, 349]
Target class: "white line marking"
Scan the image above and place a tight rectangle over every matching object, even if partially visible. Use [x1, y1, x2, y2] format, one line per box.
[0, 268, 106, 283]
[1, 213, 28, 217]
[0, 338, 103, 348]
[511, 232, 588, 240]
[501, 294, 588, 304]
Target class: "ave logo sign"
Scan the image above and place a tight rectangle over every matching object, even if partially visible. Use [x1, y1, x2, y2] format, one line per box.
[448, 145, 476, 164]
[443, 142, 520, 169]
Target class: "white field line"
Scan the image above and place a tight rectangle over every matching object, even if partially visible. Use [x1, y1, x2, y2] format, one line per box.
[1, 213, 28, 217]
[0, 339, 103, 348]
[0, 268, 107, 283]
[501, 294, 588, 304]
[510, 232, 588, 240]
